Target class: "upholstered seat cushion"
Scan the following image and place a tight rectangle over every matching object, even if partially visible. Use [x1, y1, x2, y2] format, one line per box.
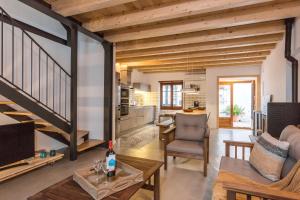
[279, 125, 300, 178]
[175, 113, 208, 141]
[220, 157, 272, 184]
[167, 140, 204, 155]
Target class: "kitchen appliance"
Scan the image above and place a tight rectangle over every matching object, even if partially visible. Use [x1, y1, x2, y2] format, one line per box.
[121, 87, 129, 98]
[0, 121, 35, 167]
[120, 104, 129, 116]
[115, 72, 121, 138]
[120, 85, 129, 116]
[194, 101, 199, 107]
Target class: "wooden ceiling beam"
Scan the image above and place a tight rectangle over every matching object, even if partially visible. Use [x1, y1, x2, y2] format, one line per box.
[105, 1, 300, 42]
[116, 21, 284, 51]
[117, 33, 282, 58]
[84, 0, 275, 32]
[122, 51, 270, 67]
[129, 57, 266, 69]
[117, 44, 275, 63]
[140, 62, 263, 73]
[51, 0, 137, 16]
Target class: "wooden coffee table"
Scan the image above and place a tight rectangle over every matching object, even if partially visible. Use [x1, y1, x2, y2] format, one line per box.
[28, 155, 163, 200]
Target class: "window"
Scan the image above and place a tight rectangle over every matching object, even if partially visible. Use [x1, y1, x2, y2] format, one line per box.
[160, 81, 183, 110]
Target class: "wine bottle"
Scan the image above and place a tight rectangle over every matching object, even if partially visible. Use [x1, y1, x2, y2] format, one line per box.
[106, 140, 116, 177]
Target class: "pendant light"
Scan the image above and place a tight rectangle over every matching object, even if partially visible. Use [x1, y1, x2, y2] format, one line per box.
[182, 54, 200, 94]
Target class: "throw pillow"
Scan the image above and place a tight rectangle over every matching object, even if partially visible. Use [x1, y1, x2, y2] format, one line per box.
[249, 132, 289, 181]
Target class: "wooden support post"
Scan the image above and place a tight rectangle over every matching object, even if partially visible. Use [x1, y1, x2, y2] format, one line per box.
[103, 41, 113, 144]
[70, 25, 78, 161]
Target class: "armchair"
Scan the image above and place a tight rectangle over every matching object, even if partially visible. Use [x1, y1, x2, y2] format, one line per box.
[163, 113, 209, 176]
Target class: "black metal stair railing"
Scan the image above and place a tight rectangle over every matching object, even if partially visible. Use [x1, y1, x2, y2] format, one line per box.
[0, 7, 70, 123]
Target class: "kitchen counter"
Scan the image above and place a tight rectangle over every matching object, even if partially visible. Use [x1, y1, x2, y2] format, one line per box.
[119, 105, 156, 135]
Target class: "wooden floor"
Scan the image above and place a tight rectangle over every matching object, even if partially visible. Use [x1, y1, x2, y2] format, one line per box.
[0, 127, 251, 200]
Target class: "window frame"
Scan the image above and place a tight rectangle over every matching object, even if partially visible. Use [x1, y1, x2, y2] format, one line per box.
[160, 80, 183, 110]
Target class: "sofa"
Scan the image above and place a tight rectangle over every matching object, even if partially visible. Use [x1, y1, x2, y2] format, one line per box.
[214, 125, 300, 200]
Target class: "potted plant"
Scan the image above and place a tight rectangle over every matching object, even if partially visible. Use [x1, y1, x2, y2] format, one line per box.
[223, 105, 245, 122]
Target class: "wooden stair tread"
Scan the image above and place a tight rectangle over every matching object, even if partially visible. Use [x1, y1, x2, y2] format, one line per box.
[3, 111, 32, 116]
[37, 126, 89, 141]
[36, 126, 66, 134]
[0, 101, 15, 105]
[22, 119, 51, 126]
[77, 130, 89, 138]
[77, 139, 104, 152]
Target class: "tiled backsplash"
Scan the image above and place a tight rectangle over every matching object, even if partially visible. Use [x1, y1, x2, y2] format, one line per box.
[130, 87, 206, 121]
[184, 93, 206, 108]
[131, 90, 206, 108]
[129, 89, 157, 106]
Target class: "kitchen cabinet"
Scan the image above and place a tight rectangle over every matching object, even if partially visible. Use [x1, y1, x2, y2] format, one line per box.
[119, 106, 155, 134]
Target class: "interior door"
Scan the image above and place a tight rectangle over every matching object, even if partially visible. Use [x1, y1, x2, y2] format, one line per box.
[218, 83, 233, 128]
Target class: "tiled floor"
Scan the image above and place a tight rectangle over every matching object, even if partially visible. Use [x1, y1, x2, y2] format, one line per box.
[0, 126, 252, 200]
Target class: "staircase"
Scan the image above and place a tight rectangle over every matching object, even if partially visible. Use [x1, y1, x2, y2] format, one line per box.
[0, 7, 104, 155]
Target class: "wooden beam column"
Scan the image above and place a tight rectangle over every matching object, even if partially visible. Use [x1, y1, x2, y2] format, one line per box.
[70, 24, 78, 161]
[103, 41, 114, 143]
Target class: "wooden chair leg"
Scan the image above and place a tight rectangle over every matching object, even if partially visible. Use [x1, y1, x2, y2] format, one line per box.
[203, 138, 208, 177]
[173, 156, 176, 160]
[207, 139, 210, 164]
[164, 151, 168, 170]
[204, 155, 207, 177]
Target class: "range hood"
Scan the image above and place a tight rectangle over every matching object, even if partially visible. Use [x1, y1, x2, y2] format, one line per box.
[133, 82, 151, 92]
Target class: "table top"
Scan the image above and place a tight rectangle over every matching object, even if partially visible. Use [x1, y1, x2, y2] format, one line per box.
[28, 155, 163, 200]
[160, 109, 207, 116]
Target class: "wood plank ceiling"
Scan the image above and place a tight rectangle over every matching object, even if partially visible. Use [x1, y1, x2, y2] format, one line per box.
[44, 0, 300, 73]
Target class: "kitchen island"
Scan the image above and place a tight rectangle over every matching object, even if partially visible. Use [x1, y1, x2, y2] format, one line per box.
[119, 106, 156, 137]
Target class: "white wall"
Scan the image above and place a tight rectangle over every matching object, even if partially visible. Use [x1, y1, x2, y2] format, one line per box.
[131, 69, 149, 83]
[131, 70, 206, 119]
[261, 40, 288, 102]
[131, 66, 260, 128]
[261, 17, 300, 104]
[143, 71, 205, 93]
[206, 65, 261, 128]
[77, 33, 104, 140]
[0, 0, 105, 149]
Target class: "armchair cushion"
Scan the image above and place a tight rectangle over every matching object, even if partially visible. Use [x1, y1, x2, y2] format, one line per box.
[175, 113, 208, 141]
[167, 140, 204, 155]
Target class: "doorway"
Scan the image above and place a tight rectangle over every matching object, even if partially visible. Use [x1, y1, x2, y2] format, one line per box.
[218, 77, 258, 129]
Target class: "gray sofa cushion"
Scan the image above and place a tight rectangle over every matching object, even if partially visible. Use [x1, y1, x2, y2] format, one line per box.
[220, 157, 272, 184]
[279, 125, 300, 178]
[280, 125, 300, 161]
[281, 157, 297, 178]
[175, 113, 207, 141]
[167, 140, 204, 155]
